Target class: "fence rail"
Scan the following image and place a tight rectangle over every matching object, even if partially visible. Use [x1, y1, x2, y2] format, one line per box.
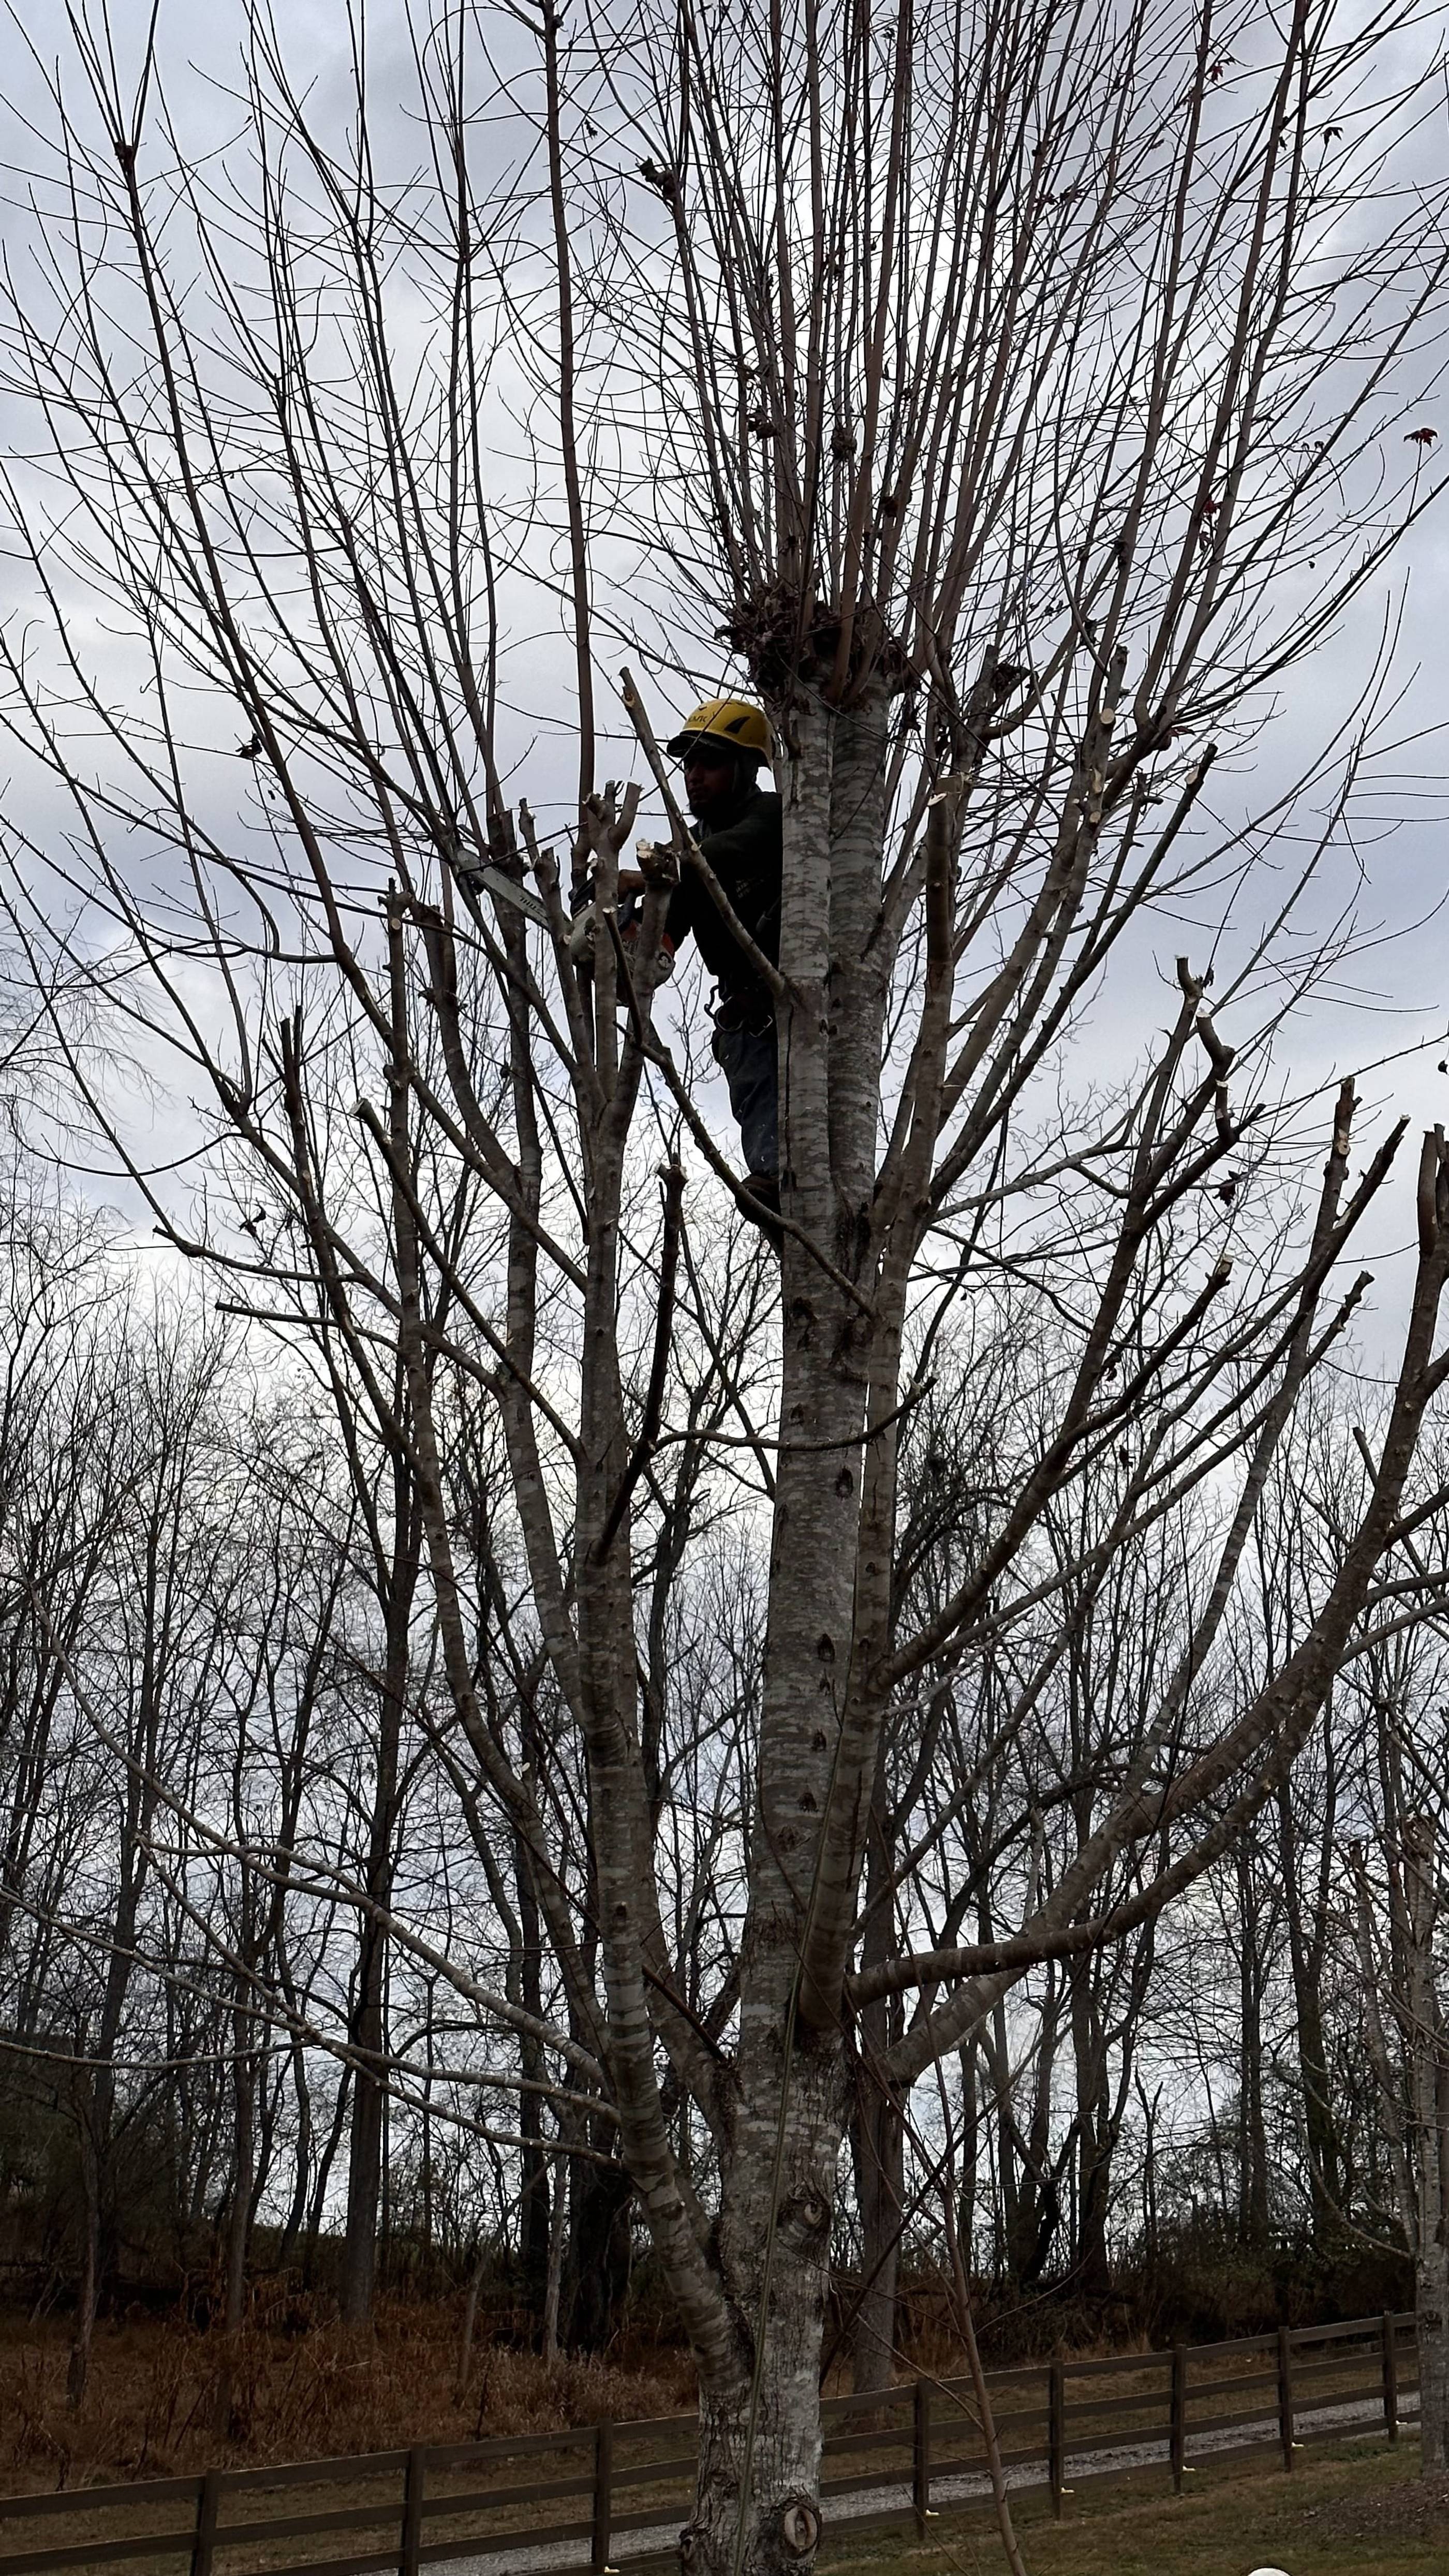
[0, 2309, 1419, 2576]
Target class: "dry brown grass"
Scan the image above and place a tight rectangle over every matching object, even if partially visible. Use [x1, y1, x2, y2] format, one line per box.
[0, 2297, 697, 2493]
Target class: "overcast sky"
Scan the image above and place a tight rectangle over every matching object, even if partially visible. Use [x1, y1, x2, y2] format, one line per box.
[0, 1, 1446, 1361]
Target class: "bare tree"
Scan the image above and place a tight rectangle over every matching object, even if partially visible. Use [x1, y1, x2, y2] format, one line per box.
[4, 3, 1449, 2566]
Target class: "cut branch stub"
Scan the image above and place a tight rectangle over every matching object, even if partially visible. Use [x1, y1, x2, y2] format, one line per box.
[1418, 1124, 1449, 1256]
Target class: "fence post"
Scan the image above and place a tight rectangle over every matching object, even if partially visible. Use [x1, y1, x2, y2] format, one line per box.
[399, 2446, 425, 2576]
[1170, 2345, 1186, 2494]
[592, 2418, 614, 2576]
[1276, 2327, 1294, 2472]
[1382, 2310, 1399, 2444]
[912, 2377, 931, 2535]
[190, 2468, 220, 2576]
[1048, 2358, 1066, 2519]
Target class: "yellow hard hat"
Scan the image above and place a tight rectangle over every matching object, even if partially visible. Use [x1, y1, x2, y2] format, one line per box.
[666, 696, 773, 761]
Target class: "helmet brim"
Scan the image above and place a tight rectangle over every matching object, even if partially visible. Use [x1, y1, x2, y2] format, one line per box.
[666, 730, 761, 763]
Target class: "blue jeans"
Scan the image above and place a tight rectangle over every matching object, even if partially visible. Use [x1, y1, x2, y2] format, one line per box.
[712, 1019, 778, 1179]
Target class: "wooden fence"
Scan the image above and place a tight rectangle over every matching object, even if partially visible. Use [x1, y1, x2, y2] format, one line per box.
[0, 2309, 1419, 2576]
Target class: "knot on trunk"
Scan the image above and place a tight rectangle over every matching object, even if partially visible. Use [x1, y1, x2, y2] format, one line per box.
[785, 2185, 831, 2237]
[777, 2498, 821, 2559]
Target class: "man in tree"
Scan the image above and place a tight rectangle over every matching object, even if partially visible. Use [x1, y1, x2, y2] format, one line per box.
[662, 698, 782, 1220]
[16, 7, 1449, 2566]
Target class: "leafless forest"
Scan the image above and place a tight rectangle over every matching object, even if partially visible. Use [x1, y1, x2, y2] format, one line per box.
[1, 0, 1448, 2563]
[0, 1156, 1446, 2409]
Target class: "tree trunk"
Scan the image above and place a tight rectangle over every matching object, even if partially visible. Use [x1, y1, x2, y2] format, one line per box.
[849, 2081, 903, 2395]
[1404, 1814, 1449, 2475]
[68, 1716, 151, 2406]
[66, 2078, 100, 2408]
[851, 1768, 903, 2395]
[684, 2060, 842, 2576]
[1237, 1849, 1270, 2246]
[543, 2141, 568, 2360]
[1137, 2081, 1162, 2272]
[456, 2243, 486, 2402]
[683, 691, 893, 2574]
[1276, 1772, 1344, 2241]
[691, 2362, 825, 2576]
[340, 1485, 417, 2326]
[987, 2007, 1015, 2287]
[1418, 2237, 1449, 2471]
[515, 1794, 552, 2328]
[341, 1964, 388, 2323]
[957, 2041, 980, 2267]
[215, 1948, 256, 2437]
[1068, 1955, 1112, 2301]
[1002, 1982, 1062, 2290]
[304, 2065, 351, 2287]
[563, 2144, 633, 2350]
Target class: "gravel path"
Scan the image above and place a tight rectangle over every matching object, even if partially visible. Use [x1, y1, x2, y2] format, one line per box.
[442, 2386, 1419, 2576]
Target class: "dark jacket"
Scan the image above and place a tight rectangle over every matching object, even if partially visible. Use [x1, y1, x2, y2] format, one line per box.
[666, 782, 782, 1023]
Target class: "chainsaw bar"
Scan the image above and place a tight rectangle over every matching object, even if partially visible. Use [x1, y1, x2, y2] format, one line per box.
[456, 861, 552, 930]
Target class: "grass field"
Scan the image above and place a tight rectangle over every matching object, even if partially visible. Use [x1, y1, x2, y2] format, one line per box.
[823, 2437, 1446, 2576]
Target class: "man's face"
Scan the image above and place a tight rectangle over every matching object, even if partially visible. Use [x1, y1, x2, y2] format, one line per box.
[683, 745, 741, 814]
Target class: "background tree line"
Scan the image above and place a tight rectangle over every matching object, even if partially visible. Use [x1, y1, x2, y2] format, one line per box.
[0, 1126, 1440, 2412]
